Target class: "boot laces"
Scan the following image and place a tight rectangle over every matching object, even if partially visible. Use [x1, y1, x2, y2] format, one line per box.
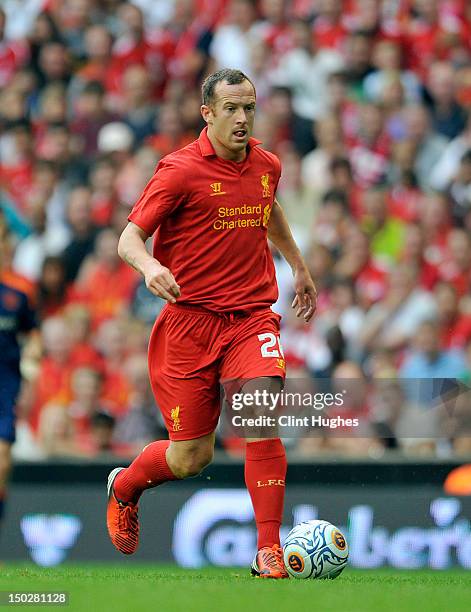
[271, 545, 284, 568]
[261, 544, 284, 569]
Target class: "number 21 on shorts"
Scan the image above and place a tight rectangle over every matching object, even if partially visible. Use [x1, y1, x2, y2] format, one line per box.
[257, 332, 284, 358]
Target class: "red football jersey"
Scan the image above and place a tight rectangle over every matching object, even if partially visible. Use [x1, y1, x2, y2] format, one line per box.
[129, 128, 282, 312]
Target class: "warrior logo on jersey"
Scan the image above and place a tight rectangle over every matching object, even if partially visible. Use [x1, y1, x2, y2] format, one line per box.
[210, 182, 226, 196]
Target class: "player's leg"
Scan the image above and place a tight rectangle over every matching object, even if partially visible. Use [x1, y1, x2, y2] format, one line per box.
[106, 305, 222, 554]
[220, 309, 288, 578]
[242, 376, 288, 579]
[107, 432, 216, 555]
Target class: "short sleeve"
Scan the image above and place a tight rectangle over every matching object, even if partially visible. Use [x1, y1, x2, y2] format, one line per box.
[128, 159, 186, 236]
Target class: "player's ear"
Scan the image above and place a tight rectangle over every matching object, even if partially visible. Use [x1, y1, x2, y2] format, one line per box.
[201, 104, 213, 125]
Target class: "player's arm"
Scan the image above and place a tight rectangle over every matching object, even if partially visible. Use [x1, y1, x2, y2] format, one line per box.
[267, 199, 317, 322]
[118, 222, 181, 303]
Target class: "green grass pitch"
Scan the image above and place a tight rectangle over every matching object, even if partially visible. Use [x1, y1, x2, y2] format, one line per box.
[1, 565, 470, 612]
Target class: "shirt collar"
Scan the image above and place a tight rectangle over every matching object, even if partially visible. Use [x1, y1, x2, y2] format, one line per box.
[198, 126, 262, 158]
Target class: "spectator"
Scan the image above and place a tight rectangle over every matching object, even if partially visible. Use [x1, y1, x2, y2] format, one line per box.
[272, 17, 344, 153]
[387, 139, 422, 222]
[301, 114, 345, 193]
[70, 81, 118, 157]
[29, 316, 75, 432]
[360, 187, 405, 265]
[399, 320, 466, 405]
[402, 104, 448, 192]
[316, 277, 365, 362]
[121, 65, 158, 144]
[425, 61, 467, 140]
[94, 317, 132, 415]
[73, 24, 113, 88]
[88, 156, 118, 226]
[209, 0, 258, 75]
[435, 281, 471, 350]
[261, 86, 295, 153]
[36, 255, 68, 319]
[0, 120, 35, 213]
[147, 103, 194, 158]
[312, 0, 347, 53]
[113, 354, 166, 450]
[431, 114, 471, 191]
[0, 8, 28, 88]
[12, 191, 69, 281]
[346, 103, 390, 188]
[419, 193, 451, 266]
[359, 264, 437, 353]
[343, 30, 374, 97]
[312, 189, 350, 252]
[438, 228, 471, 296]
[404, 0, 466, 78]
[37, 402, 80, 458]
[36, 42, 71, 90]
[334, 226, 388, 308]
[364, 39, 421, 104]
[73, 228, 138, 326]
[276, 147, 317, 247]
[448, 149, 471, 225]
[61, 186, 100, 283]
[256, 0, 293, 68]
[328, 156, 363, 218]
[398, 222, 439, 290]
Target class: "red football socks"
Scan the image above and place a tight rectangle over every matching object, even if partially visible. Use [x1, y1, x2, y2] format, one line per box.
[245, 438, 287, 549]
[114, 440, 178, 504]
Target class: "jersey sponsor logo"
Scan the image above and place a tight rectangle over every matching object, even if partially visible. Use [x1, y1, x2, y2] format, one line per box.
[213, 204, 263, 231]
[209, 182, 226, 196]
[171, 405, 182, 432]
[261, 174, 270, 198]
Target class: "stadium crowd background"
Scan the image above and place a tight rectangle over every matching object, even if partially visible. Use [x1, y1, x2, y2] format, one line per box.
[1, 0, 471, 461]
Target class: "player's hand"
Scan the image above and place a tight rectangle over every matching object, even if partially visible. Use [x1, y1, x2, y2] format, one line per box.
[291, 267, 317, 322]
[143, 261, 181, 303]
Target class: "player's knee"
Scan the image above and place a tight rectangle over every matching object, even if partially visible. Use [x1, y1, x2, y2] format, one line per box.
[172, 447, 213, 479]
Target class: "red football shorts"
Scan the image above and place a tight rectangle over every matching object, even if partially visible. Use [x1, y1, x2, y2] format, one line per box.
[148, 303, 286, 440]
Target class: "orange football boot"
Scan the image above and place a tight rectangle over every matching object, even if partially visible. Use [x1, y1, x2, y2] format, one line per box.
[251, 544, 289, 579]
[106, 467, 139, 555]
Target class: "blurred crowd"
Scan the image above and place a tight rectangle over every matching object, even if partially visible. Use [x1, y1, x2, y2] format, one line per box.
[1, 0, 471, 460]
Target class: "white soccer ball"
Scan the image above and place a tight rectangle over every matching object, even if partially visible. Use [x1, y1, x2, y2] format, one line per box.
[283, 519, 349, 579]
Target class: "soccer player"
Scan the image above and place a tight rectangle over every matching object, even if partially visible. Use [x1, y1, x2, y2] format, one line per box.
[0, 228, 37, 538]
[107, 68, 317, 578]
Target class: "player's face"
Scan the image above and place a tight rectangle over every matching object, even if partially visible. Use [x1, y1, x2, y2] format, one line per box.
[202, 79, 256, 161]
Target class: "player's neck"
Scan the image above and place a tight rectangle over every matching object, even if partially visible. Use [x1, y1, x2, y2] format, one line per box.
[206, 128, 247, 163]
